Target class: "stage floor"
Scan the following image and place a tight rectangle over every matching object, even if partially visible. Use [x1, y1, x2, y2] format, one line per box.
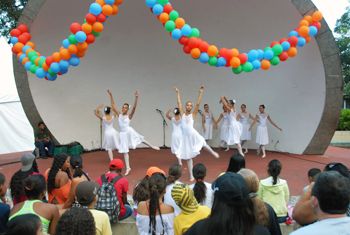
[1, 146, 349, 195]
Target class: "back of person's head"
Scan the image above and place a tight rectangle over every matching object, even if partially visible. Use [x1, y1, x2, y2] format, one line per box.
[167, 164, 181, 185]
[133, 176, 150, 203]
[56, 207, 96, 235]
[10, 168, 35, 201]
[104, 106, 111, 115]
[24, 174, 46, 199]
[109, 159, 124, 173]
[312, 171, 350, 215]
[171, 184, 199, 214]
[48, 153, 70, 193]
[148, 173, 167, 235]
[192, 163, 207, 204]
[76, 181, 99, 207]
[307, 168, 321, 182]
[6, 214, 42, 235]
[208, 172, 255, 235]
[324, 162, 349, 178]
[70, 155, 89, 179]
[267, 159, 282, 185]
[226, 153, 245, 173]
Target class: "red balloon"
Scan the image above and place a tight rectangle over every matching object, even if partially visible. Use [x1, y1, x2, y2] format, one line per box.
[238, 53, 248, 64]
[219, 48, 229, 57]
[10, 29, 21, 37]
[270, 41, 279, 47]
[17, 24, 28, 33]
[22, 32, 31, 41]
[85, 14, 97, 24]
[97, 14, 106, 23]
[18, 34, 29, 44]
[46, 56, 54, 66]
[70, 22, 82, 34]
[163, 4, 173, 14]
[279, 52, 289, 61]
[279, 38, 288, 44]
[288, 36, 299, 47]
[311, 22, 321, 30]
[183, 45, 191, 54]
[187, 38, 200, 49]
[199, 41, 209, 52]
[179, 36, 189, 45]
[86, 34, 95, 44]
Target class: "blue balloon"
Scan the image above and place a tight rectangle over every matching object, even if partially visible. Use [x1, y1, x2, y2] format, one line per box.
[181, 24, 192, 37]
[171, 29, 182, 40]
[199, 53, 209, 63]
[264, 50, 274, 60]
[75, 31, 87, 43]
[60, 68, 69, 75]
[297, 37, 306, 47]
[89, 3, 102, 16]
[59, 60, 69, 71]
[152, 4, 163, 15]
[62, 39, 70, 48]
[257, 49, 264, 60]
[105, 0, 114, 5]
[288, 30, 299, 37]
[10, 37, 18, 44]
[248, 50, 258, 62]
[50, 63, 60, 73]
[22, 45, 31, 53]
[217, 57, 227, 67]
[252, 60, 261, 70]
[145, 0, 157, 8]
[24, 62, 32, 71]
[69, 57, 80, 66]
[281, 41, 291, 51]
[19, 54, 26, 63]
[35, 68, 46, 79]
[309, 26, 318, 36]
[47, 73, 57, 81]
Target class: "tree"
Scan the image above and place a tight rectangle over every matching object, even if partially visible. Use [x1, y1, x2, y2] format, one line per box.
[334, 6, 350, 96]
[0, 0, 28, 38]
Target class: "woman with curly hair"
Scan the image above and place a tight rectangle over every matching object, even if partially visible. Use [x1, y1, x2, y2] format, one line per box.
[6, 214, 43, 235]
[45, 153, 72, 204]
[56, 207, 96, 235]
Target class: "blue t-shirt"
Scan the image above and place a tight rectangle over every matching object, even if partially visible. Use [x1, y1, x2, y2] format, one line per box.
[0, 202, 10, 233]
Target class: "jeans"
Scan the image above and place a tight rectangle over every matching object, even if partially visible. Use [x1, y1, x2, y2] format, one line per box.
[119, 204, 133, 221]
[35, 141, 54, 157]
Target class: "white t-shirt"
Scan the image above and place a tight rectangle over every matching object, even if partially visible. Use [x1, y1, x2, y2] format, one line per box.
[164, 182, 182, 216]
[136, 213, 175, 235]
[189, 181, 213, 208]
[291, 217, 350, 235]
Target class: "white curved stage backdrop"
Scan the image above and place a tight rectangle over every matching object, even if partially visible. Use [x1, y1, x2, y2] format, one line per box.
[25, 0, 328, 154]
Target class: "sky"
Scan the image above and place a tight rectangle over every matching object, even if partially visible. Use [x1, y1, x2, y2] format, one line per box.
[312, 0, 349, 30]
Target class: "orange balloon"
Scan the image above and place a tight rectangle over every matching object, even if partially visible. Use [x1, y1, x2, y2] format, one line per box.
[13, 42, 24, 54]
[230, 57, 241, 68]
[115, 0, 123, 5]
[34, 57, 41, 66]
[261, 60, 271, 70]
[299, 20, 309, 27]
[112, 5, 119, 15]
[207, 45, 218, 57]
[312, 11, 323, 22]
[175, 18, 185, 28]
[298, 26, 309, 37]
[68, 45, 78, 54]
[303, 15, 313, 24]
[82, 23, 92, 34]
[287, 47, 298, 57]
[60, 49, 71, 60]
[95, 0, 105, 5]
[76, 51, 86, 58]
[42, 63, 49, 71]
[190, 48, 201, 59]
[231, 48, 239, 57]
[102, 5, 113, 16]
[77, 42, 88, 52]
[159, 13, 169, 24]
[93, 22, 104, 33]
[304, 35, 311, 43]
[25, 41, 35, 49]
[21, 57, 29, 65]
[52, 52, 61, 62]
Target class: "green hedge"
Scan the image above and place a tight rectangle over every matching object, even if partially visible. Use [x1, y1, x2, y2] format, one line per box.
[338, 109, 350, 130]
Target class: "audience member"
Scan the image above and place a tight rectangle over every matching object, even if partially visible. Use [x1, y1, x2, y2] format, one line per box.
[226, 153, 245, 173]
[258, 159, 289, 223]
[34, 121, 54, 159]
[136, 173, 174, 235]
[164, 164, 182, 216]
[189, 163, 213, 208]
[303, 168, 321, 193]
[56, 207, 96, 235]
[6, 214, 43, 235]
[0, 173, 10, 234]
[172, 183, 210, 235]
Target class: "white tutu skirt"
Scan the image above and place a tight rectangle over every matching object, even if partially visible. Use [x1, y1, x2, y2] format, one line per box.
[256, 126, 269, 145]
[118, 127, 144, 153]
[102, 128, 119, 151]
[220, 124, 229, 143]
[226, 122, 242, 145]
[240, 123, 252, 141]
[203, 123, 213, 140]
[178, 129, 206, 160]
[171, 131, 182, 156]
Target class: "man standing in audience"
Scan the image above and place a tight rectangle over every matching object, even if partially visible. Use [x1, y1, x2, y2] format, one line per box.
[291, 171, 350, 235]
[34, 121, 54, 158]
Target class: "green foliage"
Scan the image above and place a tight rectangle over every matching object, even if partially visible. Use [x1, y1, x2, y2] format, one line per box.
[0, 0, 28, 38]
[338, 109, 350, 130]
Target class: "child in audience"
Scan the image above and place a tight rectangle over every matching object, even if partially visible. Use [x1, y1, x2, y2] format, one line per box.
[164, 164, 182, 216]
[189, 163, 213, 208]
[303, 168, 321, 193]
[6, 214, 43, 235]
[56, 207, 96, 235]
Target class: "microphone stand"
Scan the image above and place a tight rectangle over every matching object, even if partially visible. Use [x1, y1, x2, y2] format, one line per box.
[156, 109, 168, 149]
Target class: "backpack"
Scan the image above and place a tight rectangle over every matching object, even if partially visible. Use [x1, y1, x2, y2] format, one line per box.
[96, 174, 122, 223]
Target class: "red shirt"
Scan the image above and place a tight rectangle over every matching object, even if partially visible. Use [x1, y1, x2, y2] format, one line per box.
[96, 172, 128, 218]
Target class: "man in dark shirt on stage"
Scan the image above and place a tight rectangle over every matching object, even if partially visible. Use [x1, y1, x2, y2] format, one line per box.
[34, 121, 54, 158]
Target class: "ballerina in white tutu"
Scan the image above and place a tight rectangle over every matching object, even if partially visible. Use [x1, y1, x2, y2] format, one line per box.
[237, 104, 255, 154]
[201, 104, 215, 141]
[215, 105, 230, 150]
[220, 97, 244, 156]
[166, 108, 183, 166]
[107, 90, 160, 175]
[249, 104, 282, 158]
[175, 86, 219, 181]
[94, 102, 119, 161]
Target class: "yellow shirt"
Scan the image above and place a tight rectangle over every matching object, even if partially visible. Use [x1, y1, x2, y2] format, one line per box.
[174, 205, 211, 235]
[90, 209, 112, 235]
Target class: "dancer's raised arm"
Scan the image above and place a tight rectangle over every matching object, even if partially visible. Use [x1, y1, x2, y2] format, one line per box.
[166, 109, 172, 121]
[267, 115, 282, 131]
[174, 87, 183, 114]
[107, 89, 120, 116]
[129, 90, 139, 119]
[220, 96, 231, 111]
[193, 86, 204, 118]
[94, 104, 104, 120]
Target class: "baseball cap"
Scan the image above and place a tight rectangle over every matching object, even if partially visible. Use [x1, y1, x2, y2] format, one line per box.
[76, 181, 100, 206]
[109, 159, 124, 170]
[21, 153, 35, 172]
[146, 166, 165, 177]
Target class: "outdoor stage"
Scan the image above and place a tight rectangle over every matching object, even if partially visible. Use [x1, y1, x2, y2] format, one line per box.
[0, 146, 349, 195]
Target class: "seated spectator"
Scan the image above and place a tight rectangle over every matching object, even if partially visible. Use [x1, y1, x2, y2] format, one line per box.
[184, 173, 270, 235]
[96, 159, 132, 221]
[291, 171, 350, 235]
[6, 214, 43, 235]
[34, 121, 54, 159]
[189, 163, 213, 208]
[76, 181, 112, 235]
[258, 159, 289, 223]
[136, 173, 174, 235]
[10, 153, 39, 205]
[226, 153, 245, 173]
[238, 169, 281, 235]
[0, 173, 10, 234]
[9, 175, 59, 235]
[46, 153, 72, 204]
[56, 207, 96, 235]
[172, 183, 211, 235]
[303, 168, 321, 193]
[164, 164, 182, 216]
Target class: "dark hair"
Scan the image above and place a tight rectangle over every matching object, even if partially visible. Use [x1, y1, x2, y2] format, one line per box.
[241, 104, 247, 108]
[259, 104, 265, 109]
[192, 163, 207, 204]
[268, 159, 281, 185]
[24, 174, 46, 199]
[104, 106, 111, 115]
[0, 173, 5, 185]
[6, 214, 41, 235]
[37, 121, 44, 127]
[312, 171, 350, 214]
[227, 153, 245, 173]
[167, 164, 182, 185]
[204, 104, 209, 107]
[47, 153, 71, 193]
[148, 174, 167, 235]
[133, 177, 150, 204]
[70, 155, 90, 180]
[123, 103, 130, 108]
[229, 100, 234, 105]
[174, 108, 180, 115]
[56, 207, 96, 235]
[324, 162, 349, 178]
[308, 168, 321, 179]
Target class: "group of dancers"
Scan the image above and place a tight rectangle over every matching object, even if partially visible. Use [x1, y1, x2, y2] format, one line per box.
[95, 87, 282, 180]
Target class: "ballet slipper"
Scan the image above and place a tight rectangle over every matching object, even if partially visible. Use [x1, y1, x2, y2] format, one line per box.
[261, 154, 266, 159]
[213, 152, 220, 159]
[257, 148, 261, 156]
[152, 146, 160, 151]
[224, 147, 230, 152]
[244, 148, 248, 154]
[125, 168, 131, 176]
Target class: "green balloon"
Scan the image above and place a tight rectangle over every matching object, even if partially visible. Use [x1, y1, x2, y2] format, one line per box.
[38, 58, 46, 67]
[208, 57, 218, 66]
[190, 28, 200, 38]
[157, 0, 169, 6]
[232, 66, 242, 74]
[264, 46, 272, 52]
[165, 20, 176, 32]
[242, 62, 254, 72]
[48, 69, 56, 76]
[30, 56, 38, 63]
[271, 56, 280, 65]
[92, 31, 101, 37]
[27, 51, 37, 59]
[169, 10, 179, 21]
[30, 64, 37, 73]
[272, 44, 283, 56]
[68, 34, 78, 44]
